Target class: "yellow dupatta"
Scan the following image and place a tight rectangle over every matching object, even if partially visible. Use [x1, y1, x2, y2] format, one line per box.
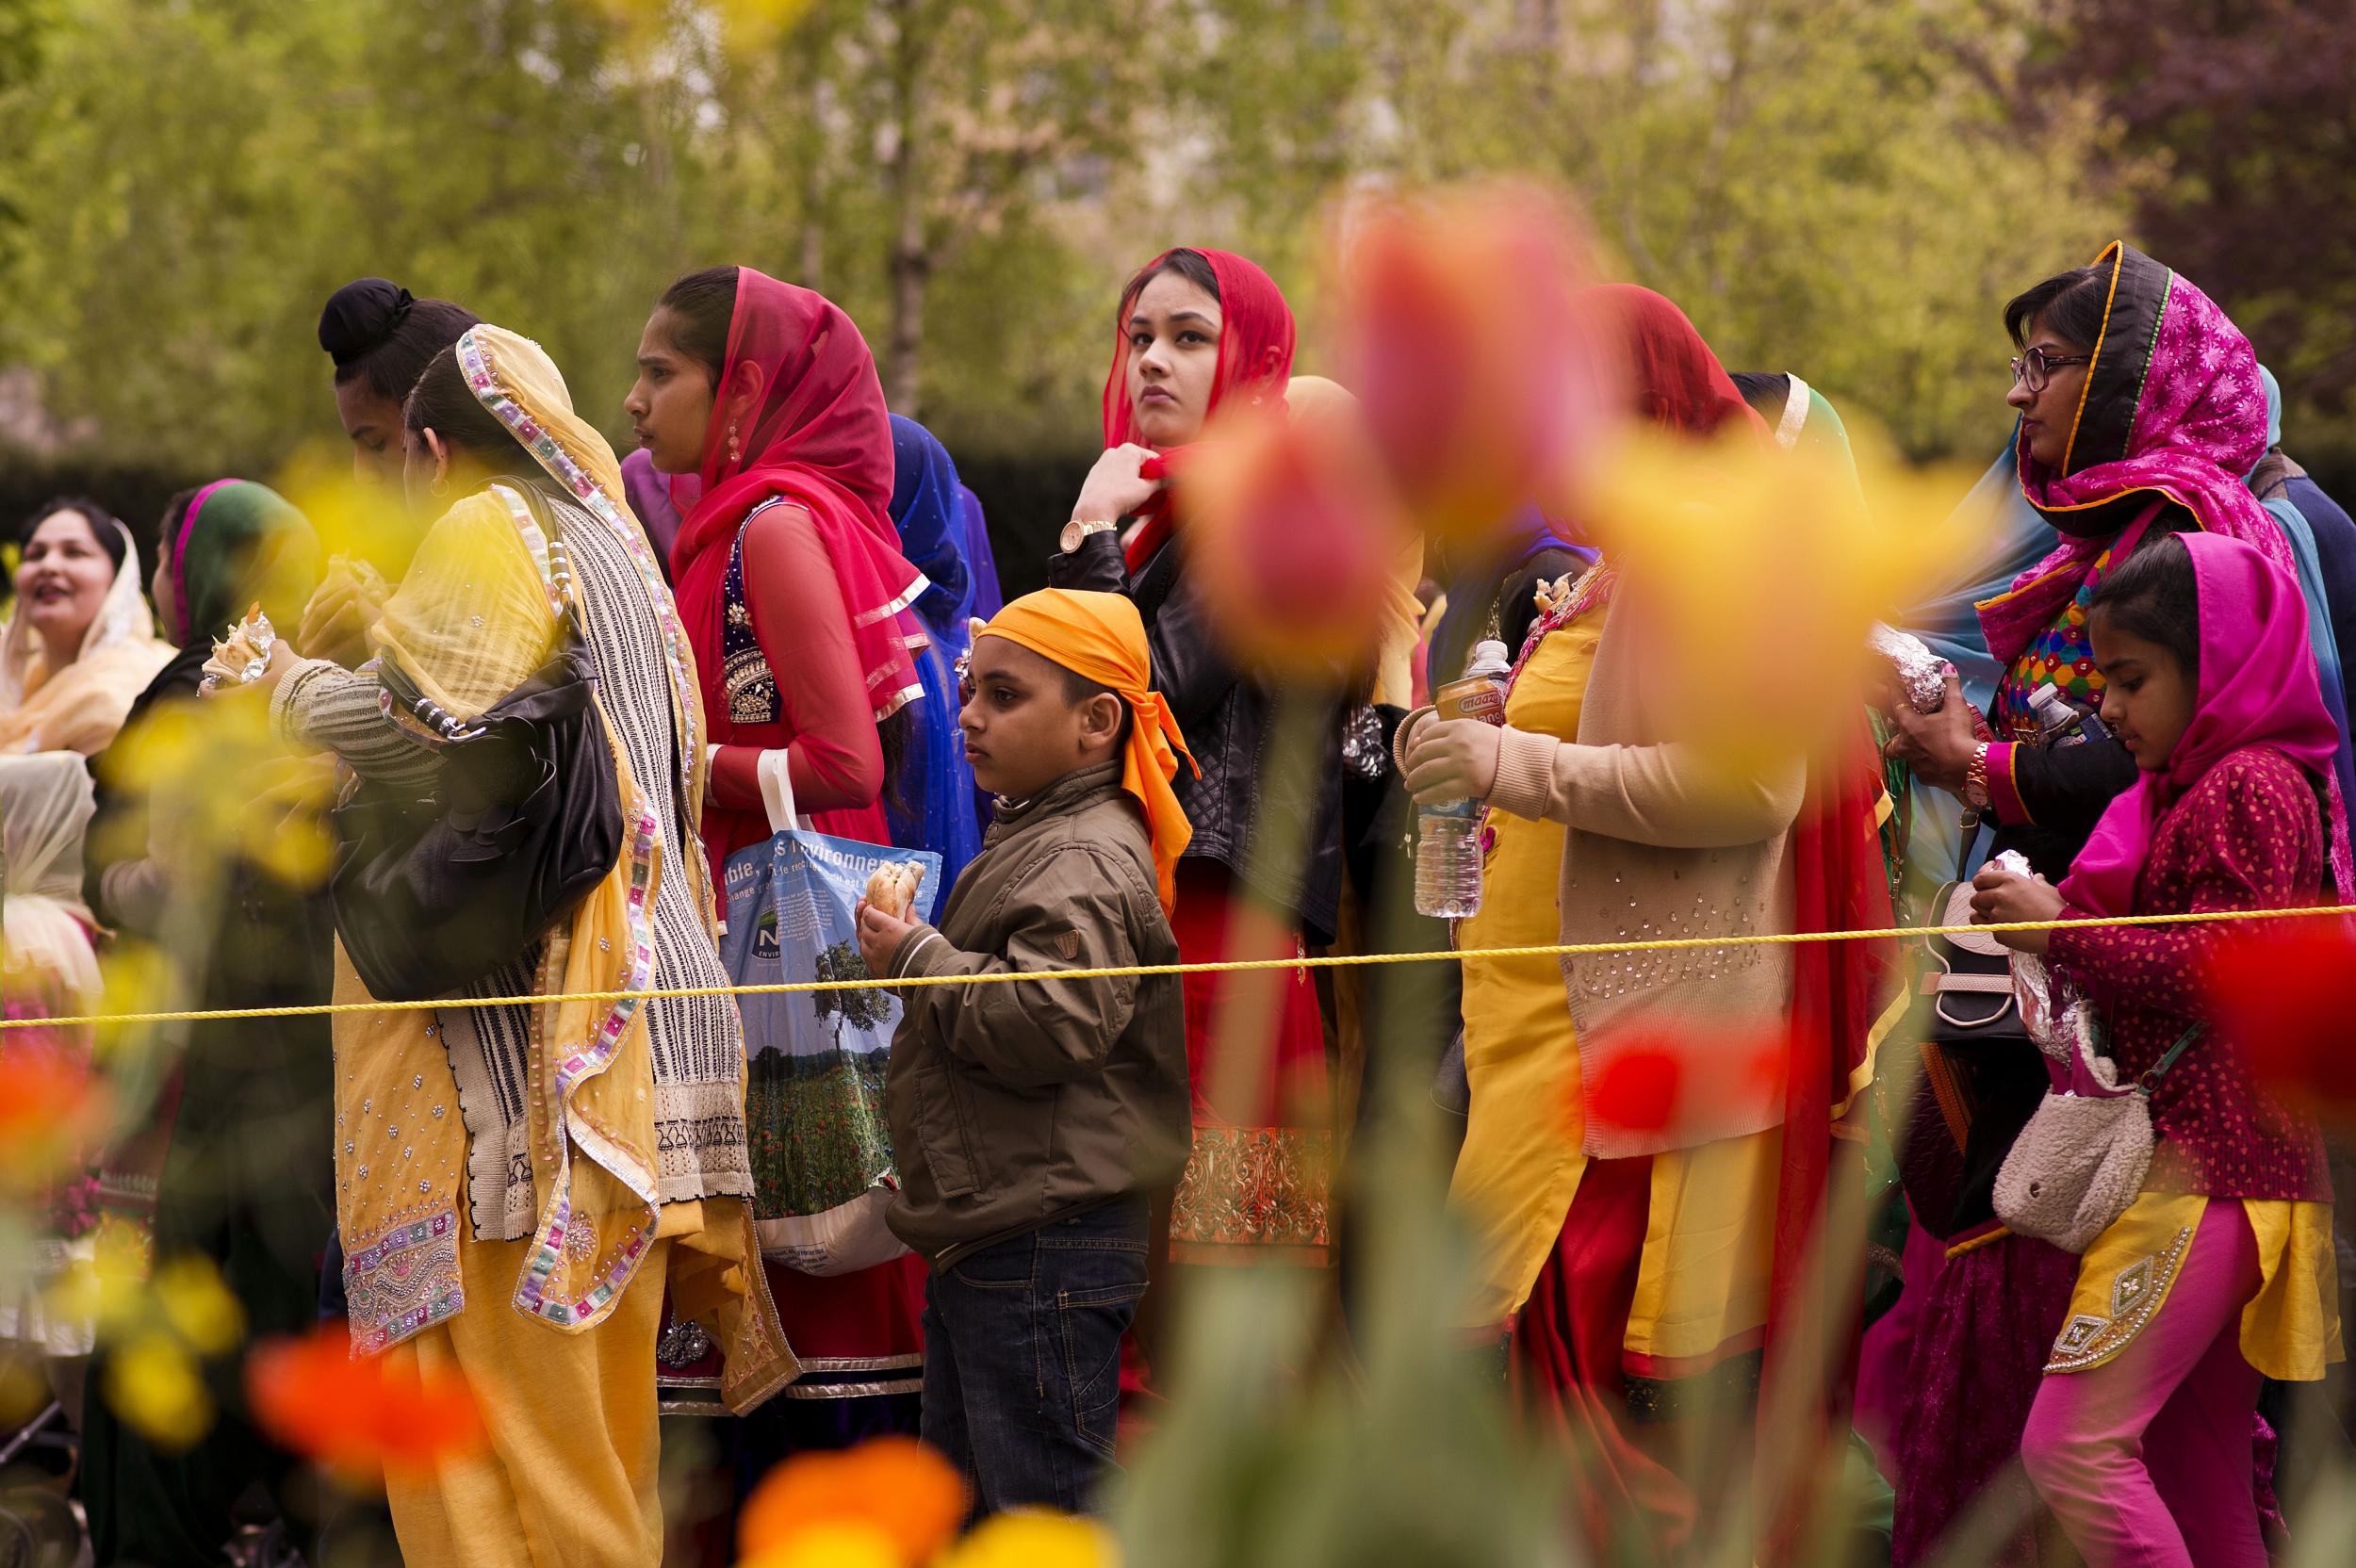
[448, 327, 789, 1403]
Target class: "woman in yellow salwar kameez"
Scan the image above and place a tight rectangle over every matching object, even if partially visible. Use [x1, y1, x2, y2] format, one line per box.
[1404, 287, 1896, 1563]
[253, 327, 791, 1567]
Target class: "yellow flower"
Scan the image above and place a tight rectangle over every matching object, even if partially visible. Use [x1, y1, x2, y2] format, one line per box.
[105, 1329, 213, 1449]
[1574, 417, 1993, 773]
[154, 1255, 246, 1357]
[937, 1511, 1119, 1568]
[739, 1520, 903, 1568]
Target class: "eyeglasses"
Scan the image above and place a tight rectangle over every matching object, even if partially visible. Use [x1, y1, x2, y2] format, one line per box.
[2010, 346, 2092, 393]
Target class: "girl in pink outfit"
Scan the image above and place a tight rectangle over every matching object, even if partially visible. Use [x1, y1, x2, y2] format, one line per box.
[1972, 531, 2343, 1567]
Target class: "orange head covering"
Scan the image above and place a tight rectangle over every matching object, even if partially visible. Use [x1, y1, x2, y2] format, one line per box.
[976, 589, 1197, 915]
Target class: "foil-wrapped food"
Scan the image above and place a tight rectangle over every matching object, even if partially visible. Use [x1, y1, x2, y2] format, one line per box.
[202, 603, 276, 687]
[1869, 622, 1953, 714]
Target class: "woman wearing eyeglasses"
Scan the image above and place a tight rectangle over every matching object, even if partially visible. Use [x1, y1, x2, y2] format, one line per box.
[1877, 243, 2345, 1563]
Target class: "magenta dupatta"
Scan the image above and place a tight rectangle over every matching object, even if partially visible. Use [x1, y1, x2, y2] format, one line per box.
[2059, 532, 2346, 917]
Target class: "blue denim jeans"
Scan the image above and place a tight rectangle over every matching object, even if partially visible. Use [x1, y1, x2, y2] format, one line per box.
[920, 1196, 1150, 1516]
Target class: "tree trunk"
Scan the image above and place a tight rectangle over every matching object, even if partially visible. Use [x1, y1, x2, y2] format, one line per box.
[883, 0, 929, 416]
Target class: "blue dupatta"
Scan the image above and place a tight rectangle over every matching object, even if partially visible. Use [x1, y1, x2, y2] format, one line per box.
[883, 415, 985, 887]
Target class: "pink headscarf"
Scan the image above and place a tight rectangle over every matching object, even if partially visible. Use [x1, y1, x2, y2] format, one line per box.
[2060, 531, 2345, 917]
[1978, 243, 2292, 669]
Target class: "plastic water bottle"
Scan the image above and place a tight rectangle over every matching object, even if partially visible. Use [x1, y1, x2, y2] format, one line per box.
[1415, 640, 1512, 920]
[2029, 682, 2111, 748]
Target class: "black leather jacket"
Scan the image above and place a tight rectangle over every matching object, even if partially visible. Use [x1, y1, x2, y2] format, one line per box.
[1048, 528, 1344, 944]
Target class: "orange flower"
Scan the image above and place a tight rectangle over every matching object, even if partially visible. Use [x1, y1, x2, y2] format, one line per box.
[246, 1321, 484, 1481]
[739, 1435, 967, 1566]
[0, 1052, 106, 1189]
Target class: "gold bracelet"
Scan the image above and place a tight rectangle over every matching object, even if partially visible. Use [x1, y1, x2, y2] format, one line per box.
[1963, 742, 1991, 809]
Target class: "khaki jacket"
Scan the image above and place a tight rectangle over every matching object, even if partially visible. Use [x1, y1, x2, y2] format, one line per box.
[882, 762, 1190, 1266]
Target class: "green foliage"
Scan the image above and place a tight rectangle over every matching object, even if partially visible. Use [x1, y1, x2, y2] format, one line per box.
[0, 0, 2142, 489]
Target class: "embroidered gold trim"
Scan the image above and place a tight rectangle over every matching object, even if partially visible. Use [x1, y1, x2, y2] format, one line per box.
[1170, 1124, 1332, 1251]
[2045, 1223, 2194, 1373]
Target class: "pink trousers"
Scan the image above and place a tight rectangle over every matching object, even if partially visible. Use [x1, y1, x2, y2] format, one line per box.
[2020, 1200, 2264, 1568]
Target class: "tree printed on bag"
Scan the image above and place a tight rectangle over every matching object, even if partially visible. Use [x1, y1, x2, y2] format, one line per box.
[811, 939, 892, 1048]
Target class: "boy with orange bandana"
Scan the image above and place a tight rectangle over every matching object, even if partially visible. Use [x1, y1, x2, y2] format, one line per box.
[855, 587, 1194, 1515]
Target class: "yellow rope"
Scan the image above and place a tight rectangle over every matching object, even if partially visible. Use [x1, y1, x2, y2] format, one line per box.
[10, 901, 2348, 1033]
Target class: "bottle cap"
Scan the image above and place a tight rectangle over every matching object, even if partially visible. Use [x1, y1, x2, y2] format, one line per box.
[1466, 639, 1510, 678]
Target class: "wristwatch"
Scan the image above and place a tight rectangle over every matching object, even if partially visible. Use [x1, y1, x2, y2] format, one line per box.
[1961, 742, 1992, 810]
[1060, 518, 1117, 553]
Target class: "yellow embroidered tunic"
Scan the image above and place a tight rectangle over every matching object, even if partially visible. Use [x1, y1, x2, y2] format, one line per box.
[1451, 610, 1779, 1367]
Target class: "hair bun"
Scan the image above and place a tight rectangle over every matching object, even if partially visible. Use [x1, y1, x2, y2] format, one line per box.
[318, 278, 416, 368]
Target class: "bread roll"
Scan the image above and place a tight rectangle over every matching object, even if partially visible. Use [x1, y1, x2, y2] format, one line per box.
[864, 860, 924, 920]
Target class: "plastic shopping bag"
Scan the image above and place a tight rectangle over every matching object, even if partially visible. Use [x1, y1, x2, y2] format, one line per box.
[722, 754, 941, 1274]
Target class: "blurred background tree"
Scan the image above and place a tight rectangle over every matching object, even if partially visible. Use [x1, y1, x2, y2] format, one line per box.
[0, 0, 2344, 587]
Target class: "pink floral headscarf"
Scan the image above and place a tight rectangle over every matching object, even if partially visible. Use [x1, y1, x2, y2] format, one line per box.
[1977, 242, 2292, 670]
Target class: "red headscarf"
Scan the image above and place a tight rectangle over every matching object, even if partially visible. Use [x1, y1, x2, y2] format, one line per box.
[1102, 248, 1297, 570]
[668, 268, 927, 723]
[1583, 283, 1762, 437]
[1593, 286, 1896, 1488]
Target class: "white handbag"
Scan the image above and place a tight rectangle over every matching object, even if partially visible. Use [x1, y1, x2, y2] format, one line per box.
[1991, 1009, 2201, 1255]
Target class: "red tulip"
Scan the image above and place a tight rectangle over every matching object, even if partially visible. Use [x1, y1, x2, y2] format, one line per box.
[1333, 183, 1611, 545]
[2205, 917, 2356, 1121]
[247, 1321, 484, 1480]
[1180, 398, 1416, 673]
[1576, 1021, 1794, 1143]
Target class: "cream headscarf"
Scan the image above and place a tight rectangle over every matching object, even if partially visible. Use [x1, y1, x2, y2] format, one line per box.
[0, 752, 100, 1006]
[0, 515, 172, 756]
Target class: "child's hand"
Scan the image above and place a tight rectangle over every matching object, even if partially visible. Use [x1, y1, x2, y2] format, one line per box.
[1969, 864, 2065, 955]
[855, 896, 920, 980]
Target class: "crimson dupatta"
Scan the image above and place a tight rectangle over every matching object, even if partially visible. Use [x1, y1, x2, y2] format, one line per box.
[668, 268, 926, 724]
[1102, 247, 1298, 570]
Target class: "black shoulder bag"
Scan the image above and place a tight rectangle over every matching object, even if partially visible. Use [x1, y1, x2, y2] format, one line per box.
[1894, 810, 2034, 1228]
[328, 532, 624, 1003]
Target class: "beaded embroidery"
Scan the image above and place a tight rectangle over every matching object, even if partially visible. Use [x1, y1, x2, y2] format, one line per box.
[2045, 1223, 2194, 1373]
[346, 1209, 463, 1355]
[721, 498, 789, 727]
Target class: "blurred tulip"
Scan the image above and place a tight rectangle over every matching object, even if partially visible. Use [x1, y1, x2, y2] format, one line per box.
[272, 446, 430, 596]
[1577, 1024, 1795, 1144]
[155, 1254, 246, 1357]
[247, 1321, 485, 1480]
[1179, 399, 1415, 672]
[937, 1511, 1120, 1568]
[738, 1434, 967, 1566]
[0, 1054, 106, 1190]
[106, 1329, 213, 1449]
[2206, 920, 2356, 1121]
[1333, 182, 1611, 546]
[584, 0, 814, 54]
[1573, 417, 1990, 773]
[741, 1521, 904, 1568]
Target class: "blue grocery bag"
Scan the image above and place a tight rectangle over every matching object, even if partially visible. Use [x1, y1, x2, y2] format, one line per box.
[722, 755, 941, 1273]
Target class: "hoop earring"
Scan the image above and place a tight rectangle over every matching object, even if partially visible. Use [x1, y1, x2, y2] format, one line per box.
[727, 422, 742, 464]
[430, 474, 450, 498]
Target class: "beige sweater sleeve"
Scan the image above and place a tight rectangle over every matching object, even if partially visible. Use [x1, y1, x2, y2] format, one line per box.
[1484, 725, 1806, 849]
